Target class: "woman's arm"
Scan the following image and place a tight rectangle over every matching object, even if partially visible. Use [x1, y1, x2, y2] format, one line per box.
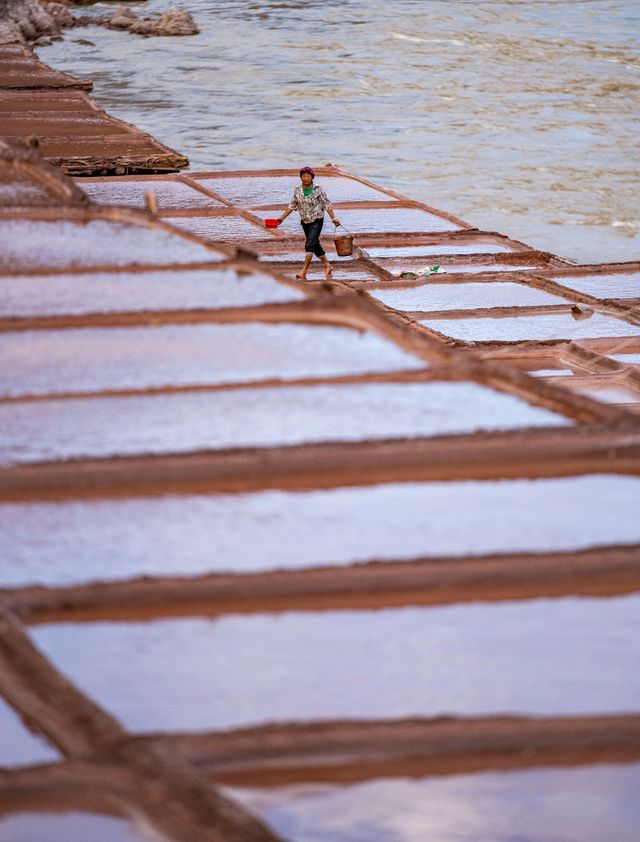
[278, 207, 294, 223]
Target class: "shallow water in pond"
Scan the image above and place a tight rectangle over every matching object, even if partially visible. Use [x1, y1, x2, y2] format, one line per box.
[365, 243, 516, 258]
[421, 311, 640, 343]
[0, 268, 303, 318]
[0, 381, 569, 465]
[229, 763, 640, 842]
[611, 352, 640, 365]
[0, 813, 150, 842]
[2, 475, 638, 586]
[269, 206, 462, 235]
[193, 174, 394, 206]
[0, 219, 218, 272]
[0, 697, 58, 767]
[32, 595, 640, 730]
[41, 1, 640, 262]
[551, 272, 640, 297]
[372, 281, 567, 311]
[76, 177, 225, 209]
[0, 322, 423, 398]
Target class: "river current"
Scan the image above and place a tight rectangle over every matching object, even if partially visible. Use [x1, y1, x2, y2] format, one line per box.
[42, 0, 639, 263]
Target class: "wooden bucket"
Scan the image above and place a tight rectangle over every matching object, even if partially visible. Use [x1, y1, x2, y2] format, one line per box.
[334, 224, 354, 257]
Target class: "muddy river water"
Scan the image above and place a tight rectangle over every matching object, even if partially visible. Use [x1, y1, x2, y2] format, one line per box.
[41, 0, 639, 263]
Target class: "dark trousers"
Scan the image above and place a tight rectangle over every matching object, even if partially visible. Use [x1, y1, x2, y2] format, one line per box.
[301, 217, 325, 257]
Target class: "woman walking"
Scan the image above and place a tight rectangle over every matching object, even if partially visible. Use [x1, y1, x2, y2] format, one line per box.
[277, 167, 340, 280]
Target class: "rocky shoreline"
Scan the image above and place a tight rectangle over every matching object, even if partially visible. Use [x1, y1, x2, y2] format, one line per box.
[0, 0, 198, 46]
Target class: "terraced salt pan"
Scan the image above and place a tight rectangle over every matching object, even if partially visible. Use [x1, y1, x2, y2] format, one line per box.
[270, 207, 462, 235]
[32, 595, 640, 731]
[75, 178, 224, 210]
[193, 175, 394, 206]
[377, 261, 540, 275]
[0, 382, 569, 466]
[0, 696, 58, 766]
[428, 264, 540, 274]
[552, 272, 640, 298]
[0, 813, 146, 842]
[610, 353, 640, 365]
[0, 219, 220, 271]
[365, 242, 516, 258]
[0, 268, 304, 318]
[530, 368, 574, 377]
[232, 764, 640, 842]
[420, 312, 640, 343]
[372, 282, 567, 312]
[0, 323, 424, 399]
[2, 476, 638, 586]
[167, 214, 267, 240]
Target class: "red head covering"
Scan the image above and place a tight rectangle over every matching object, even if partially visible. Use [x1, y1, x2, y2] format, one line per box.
[299, 166, 315, 178]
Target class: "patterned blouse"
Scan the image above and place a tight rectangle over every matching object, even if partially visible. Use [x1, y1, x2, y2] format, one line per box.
[288, 184, 334, 223]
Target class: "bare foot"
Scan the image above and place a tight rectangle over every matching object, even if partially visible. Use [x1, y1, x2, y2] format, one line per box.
[324, 265, 333, 278]
[295, 273, 307, 280]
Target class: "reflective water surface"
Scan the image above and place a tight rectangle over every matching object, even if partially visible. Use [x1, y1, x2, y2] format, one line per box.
[420, 311, 640, 342]
[0, 812, 150, 842]
[76, 177, 225, 209]
[0, 381, 569, 465]
[0, 268, 304, 318]
[41, 1, 640, 262]
[0, 219, 218, 272]
[32, 595, 640, 731]
[551, 272, 640, 297]
[0, 697, 58, 767]
[229, 763, 640, 842]
[2, 475, 638, 586]
[372, 281, 567, 311]
[0, 322, 423, 398]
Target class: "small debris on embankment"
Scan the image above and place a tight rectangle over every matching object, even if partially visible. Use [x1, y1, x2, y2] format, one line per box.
[0, 0, 199, 46]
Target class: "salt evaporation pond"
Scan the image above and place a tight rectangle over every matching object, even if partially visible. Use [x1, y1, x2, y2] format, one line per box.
[0, 322, 424, 399]
[192, 174, 394, 206]
[372, 282, 566, 311]
[0, 697, 58, 767]
[552, 273, 640, 298]
[2, 476, 638, 587]
[273, 206, 462, 235]
[0, 268, 304, 318]
[32, 595, 640, 731]
[421, 312, 640, 343]
[610, 353, 640, 365]
[0, 381, 569, 466]
[0, 813, 148, 842]
[167, 214, 268, 240]
[229, 763, 640, 842]
[529, 368, 574, 377]
[379, 262, 541, 274]
[365, 242, 516, 258]
[0, 219, 220, 271]
[76, 177, 225, 209]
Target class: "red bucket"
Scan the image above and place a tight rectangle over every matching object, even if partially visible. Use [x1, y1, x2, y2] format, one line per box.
[265, 218, 280, 228]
